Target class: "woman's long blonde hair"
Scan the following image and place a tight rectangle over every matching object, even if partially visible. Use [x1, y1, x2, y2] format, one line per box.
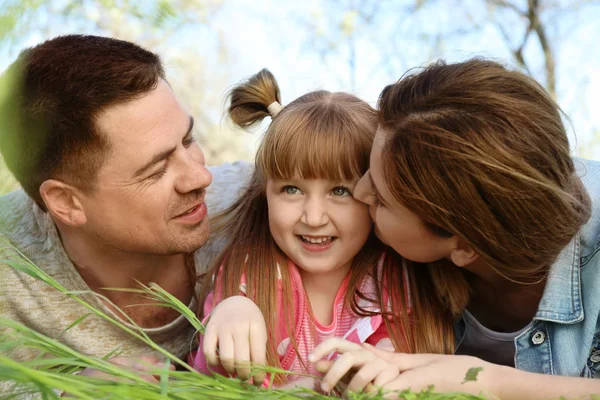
[199, 69, 458, 382]
[377, 59, 591, 311]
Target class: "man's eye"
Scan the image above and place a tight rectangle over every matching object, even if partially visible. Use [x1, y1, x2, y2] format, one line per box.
[149, 166, 168, 180]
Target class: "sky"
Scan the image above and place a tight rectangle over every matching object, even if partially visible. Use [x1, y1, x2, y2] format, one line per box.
[2, 0, 599, 161]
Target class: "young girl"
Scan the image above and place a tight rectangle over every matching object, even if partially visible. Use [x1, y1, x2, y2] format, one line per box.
[191, 69, 462, 386]
[309, 59, 600, 398]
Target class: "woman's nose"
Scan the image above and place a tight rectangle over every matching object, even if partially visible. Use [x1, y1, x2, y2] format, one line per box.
[353, 172, 372, 205]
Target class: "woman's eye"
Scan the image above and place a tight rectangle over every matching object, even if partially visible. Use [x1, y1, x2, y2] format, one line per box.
[183, 135, 196, 147]
[332, 186, 351, 196]
[283, 185, 301, 195]
[372, 192, 382, 207]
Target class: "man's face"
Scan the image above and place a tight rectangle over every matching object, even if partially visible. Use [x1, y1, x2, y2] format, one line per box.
[78, 79, 212, 255]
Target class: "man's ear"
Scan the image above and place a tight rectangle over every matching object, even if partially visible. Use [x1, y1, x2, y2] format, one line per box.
[449, 237, 480, 267]
[39, 179, 87, 227]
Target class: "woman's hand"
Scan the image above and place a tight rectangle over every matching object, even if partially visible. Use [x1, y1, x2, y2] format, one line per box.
[309, 338, 496, 398]
[202, 295, 268, 384]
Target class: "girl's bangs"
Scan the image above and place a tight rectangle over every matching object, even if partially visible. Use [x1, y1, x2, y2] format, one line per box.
[259, 119, 370, 182]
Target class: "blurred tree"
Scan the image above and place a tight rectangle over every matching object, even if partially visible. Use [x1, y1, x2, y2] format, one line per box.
[289, 0, 419, 92]
[0, 0, 221, 47]
[286, 0, 599, 153]
[486, 0, 556, 97]
[484, 0, 600, 100]
[292, 0, 599, 93]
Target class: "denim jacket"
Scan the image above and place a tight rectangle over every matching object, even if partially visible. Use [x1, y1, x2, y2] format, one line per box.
[454, 158, 600, 378]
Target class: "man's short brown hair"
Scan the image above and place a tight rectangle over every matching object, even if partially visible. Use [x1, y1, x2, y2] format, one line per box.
[0, 34, 165, 209]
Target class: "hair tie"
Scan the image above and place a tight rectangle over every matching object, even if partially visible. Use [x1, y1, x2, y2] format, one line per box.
[267, 101, 283, 118]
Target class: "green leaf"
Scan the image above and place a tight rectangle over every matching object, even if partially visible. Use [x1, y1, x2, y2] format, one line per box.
[462, 366, 484, 383]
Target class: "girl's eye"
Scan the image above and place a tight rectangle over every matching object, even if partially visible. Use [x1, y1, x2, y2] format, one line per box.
[283, 185, 301, 195]
[332, 186, 351, 197]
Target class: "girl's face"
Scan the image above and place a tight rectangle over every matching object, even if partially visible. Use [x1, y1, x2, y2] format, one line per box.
[266, 177, 372, 278]
[354, 127, 455, 263]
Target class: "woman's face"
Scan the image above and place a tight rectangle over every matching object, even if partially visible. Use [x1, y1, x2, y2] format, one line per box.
[354, 127, 455, 263]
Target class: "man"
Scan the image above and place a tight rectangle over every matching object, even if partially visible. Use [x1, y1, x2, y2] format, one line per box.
[0, 35, 251, 366]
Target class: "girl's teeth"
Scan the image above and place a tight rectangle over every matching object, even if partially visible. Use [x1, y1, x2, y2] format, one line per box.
[301, 236, 333, 244]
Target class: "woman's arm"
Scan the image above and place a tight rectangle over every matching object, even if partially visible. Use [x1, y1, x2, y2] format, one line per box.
[309, 338, 600, 399]
[488, 366, 600, 400]
[374, 350, 600, 400]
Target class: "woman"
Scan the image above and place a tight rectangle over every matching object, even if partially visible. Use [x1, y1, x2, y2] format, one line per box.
[308, 59, 600, 398]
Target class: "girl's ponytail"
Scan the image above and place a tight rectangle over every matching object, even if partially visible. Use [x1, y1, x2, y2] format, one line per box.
[228, 68, 282, 127]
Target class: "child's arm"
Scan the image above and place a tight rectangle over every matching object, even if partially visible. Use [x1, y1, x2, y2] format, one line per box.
[195, 295, 268, 384]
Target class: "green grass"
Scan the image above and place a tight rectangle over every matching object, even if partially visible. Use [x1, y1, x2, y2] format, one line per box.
[0, 242, 491, 399]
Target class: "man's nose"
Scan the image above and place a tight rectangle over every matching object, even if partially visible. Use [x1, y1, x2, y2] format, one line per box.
[175, 148, 212, 194]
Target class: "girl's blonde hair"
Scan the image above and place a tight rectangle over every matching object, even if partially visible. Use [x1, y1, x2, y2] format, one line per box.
[200, 69, 457, 382]
[377, 59, 591, 314]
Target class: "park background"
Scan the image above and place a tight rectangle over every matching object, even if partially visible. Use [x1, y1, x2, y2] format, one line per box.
[1, 2, 600, 397]
[1, 0, 599, 195]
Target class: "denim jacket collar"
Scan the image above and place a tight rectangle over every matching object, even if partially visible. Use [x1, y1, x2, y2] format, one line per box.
[534, 234, 583, 324]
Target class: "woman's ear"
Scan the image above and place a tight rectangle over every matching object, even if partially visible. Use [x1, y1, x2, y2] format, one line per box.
[449, 237, 480, 267]
[39, 179, 87, 227]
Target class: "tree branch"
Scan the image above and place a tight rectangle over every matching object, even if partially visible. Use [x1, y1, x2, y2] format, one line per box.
[488, 0, 527, 16]
[527, 0, 556, 98]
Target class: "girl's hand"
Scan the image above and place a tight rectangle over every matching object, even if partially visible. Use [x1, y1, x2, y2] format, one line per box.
[309, 338, 496, 398]
[202, 295, 268, 384]
[308, 339, 401, 397]
[279, 376, 319, 390]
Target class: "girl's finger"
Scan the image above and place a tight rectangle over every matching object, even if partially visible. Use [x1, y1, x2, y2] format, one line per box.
[345, 359, 392, 395]
[309, 338, 363, 363]
[319, 350, 374, 393]
[202, 325, 219, 366]
[233, 330, 252, 379]
[249, 322, 267, 385]
[315, 360, 334, 374]
[217, 333, 236, 374]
